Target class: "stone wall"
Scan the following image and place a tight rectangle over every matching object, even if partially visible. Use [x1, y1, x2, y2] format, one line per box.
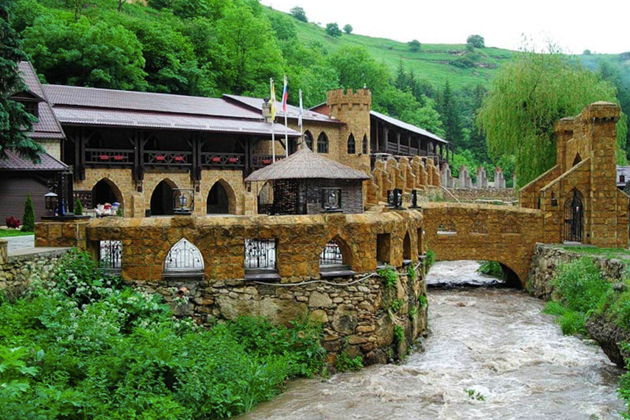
[136, 264, 428, 365]
[445, 188, 517, 203]
[0, 240, 69, 292]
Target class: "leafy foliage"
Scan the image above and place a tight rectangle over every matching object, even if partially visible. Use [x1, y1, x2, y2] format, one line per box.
[418, 294, 428, 308]
[20, 196, 34, 232]
[289, 6, 307, 22]
[478, 47, 626, 187]
[0, 249, 324, 418]
[466, 34, 485, 48]
[0, 0, 43, 162]
[407, 265, 417, 282]
[343, 24, 352, 35]
[425, 249, 436, 269]
[335, 350, 363, 372]
[378, 266, 398, 288]
[73, 198, 83, 215]
[390, 298, 403, 313]
[477, 261, 503, 278]
[407, 39, 421, 52]
[325, 23, 342, 38]
[393, 325, 404, 343]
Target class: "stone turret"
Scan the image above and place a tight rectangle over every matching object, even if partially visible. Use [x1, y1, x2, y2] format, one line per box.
[326, 89, 372, 172]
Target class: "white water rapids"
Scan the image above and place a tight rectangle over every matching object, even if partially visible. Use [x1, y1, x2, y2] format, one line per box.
[241, 261, 625, 420]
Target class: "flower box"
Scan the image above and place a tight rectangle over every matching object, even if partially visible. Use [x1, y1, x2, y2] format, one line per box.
[155, 155, 166, 161]
[227, 157, 239, 164]
[113, 155, 125, 161]
[210, 157, 222, 163]
[262, 159, 272, 165]
[174, 156, 185, 162]
[99, 155, 111, 161]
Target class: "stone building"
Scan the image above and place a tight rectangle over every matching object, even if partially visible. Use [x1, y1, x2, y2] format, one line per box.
[520, 102, 629, 247]
[4, 63, 449, 221]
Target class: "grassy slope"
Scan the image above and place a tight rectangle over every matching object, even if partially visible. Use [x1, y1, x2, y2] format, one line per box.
[290, 16, 629, 90]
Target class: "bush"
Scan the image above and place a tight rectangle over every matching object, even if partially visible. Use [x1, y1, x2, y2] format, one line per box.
[408, 39, 421, 52]
[393, 325, 404, 344]
[325, 23, 342, 37]
[407, 265, 417, 282]
[21, 196, 34, 232]
[74, 198, 84, 216]
[378, 266, 398, 288]
[418, 294, 428, 308]
[552, 258, 611, 314]
[290, 6, 307, 22]
[425, 249, 435, 268]
[478, 261, 503, 278]
[0, 249, 325, 418]
[466, 34, 485, 48]
[390, 298, 403, 313]
[543, 301, 587, 335]
[5, 216, 20, 229]
[335, 350, 363, 372]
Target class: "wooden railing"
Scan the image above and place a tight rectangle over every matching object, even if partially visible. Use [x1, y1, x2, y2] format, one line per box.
[143, 150, 192, 166]
[86, 148, 134, 165]
[251, 154, 284, 170]
[201, 152, 245, 169]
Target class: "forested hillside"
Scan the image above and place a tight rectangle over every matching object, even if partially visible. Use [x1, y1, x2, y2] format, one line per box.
[7, 0, 630, 182]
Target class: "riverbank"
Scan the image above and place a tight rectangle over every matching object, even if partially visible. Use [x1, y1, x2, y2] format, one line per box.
[240, 261, 625, 419]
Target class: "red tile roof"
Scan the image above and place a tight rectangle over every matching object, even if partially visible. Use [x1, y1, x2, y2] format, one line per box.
[0, 149, 68, 171]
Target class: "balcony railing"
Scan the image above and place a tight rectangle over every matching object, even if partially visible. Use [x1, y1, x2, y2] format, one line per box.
[201, 152, 245, 169]
[86, 148, 134, 166]
[143, 150, 192, 166]
[251, 154, 284, 170]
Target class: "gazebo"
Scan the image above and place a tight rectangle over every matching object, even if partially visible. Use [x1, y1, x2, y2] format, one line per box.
[245, 148, 369, 215]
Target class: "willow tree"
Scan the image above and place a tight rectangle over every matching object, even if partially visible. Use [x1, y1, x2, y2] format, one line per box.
[477, 49, 627, 188]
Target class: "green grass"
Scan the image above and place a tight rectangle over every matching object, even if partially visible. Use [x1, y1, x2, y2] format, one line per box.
[559, 245, 630, 262]
[0, 230, 33, 238]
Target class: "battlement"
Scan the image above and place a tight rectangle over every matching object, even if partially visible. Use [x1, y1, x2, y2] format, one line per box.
[326, 88, 372, 107]
[578, 101, 620, 123]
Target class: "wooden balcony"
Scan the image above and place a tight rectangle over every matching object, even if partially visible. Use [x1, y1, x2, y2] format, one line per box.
[143, 150, 192, 167]
[86, 148, 134, 166]
[201, 152, 245, 169]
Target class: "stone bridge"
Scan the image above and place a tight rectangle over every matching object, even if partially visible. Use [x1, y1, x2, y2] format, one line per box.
[422, 203, 545, 285]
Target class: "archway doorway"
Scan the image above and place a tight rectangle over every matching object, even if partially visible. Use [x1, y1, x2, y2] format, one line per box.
[92, 179, 122, 208]
[564, 189, 584, 243]
[207, 181, 231, 214]
[150, 180, 175, 216]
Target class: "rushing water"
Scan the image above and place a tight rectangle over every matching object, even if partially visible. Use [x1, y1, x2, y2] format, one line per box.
[242, 261, 625, 420]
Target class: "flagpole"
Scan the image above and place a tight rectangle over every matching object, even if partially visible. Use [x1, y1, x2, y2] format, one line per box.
[283, 75, 289, 158]
[270, 78, 276, 163]
[299, 89, 304, 148]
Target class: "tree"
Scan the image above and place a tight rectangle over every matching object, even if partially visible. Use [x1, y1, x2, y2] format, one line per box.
[466, 34, 485, 48]
[329, 46, 389, 95]
[290, 6, 307, 22]
[74, 198, 84, 216]
[0, 1, 43, 163]
[477, 49, 624, 187]
[325, 23, 342, 37]
[22, 196, 34, 232]
[408, 39, 421, 52]
[437, 80, 462, 146]
[343, 24, 352, 35]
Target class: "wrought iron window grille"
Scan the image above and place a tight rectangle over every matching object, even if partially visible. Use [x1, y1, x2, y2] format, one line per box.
[164, 239, 204, 273]
[99, 240, 122, 272]
[244, 239, 277, 271]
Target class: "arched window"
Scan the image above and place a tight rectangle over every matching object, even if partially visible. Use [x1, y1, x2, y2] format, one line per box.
[347, 134, 356, 154]
[164, 238, 204, 275]
[317, 132, 329, 154]
[573, 153, 582, 166]
[362, 135, 368, 154]
[403, 232, 411, 261]
[304, 131, 314, 151]
[92, 179, 123, 209]
[563, 189, 584, 243]
[150, 180, 176, 216]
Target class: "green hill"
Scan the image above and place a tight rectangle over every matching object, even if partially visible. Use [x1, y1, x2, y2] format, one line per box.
[290, 18, 516, 90]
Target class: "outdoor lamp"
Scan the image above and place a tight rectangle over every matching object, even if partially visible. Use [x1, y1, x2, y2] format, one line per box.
[173, 189, 194, 215]
[44, 192, 58, 216]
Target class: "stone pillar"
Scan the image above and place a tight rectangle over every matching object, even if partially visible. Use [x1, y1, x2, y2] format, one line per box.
[459, 166, 471, 188]
[475, 166, 488, 188]
[494, 167, 506, 188]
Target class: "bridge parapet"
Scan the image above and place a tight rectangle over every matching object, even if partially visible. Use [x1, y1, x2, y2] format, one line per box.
[422, 202, 545, 285]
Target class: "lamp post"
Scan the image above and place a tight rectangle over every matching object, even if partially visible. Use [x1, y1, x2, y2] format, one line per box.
[44, 192, 58, 216]
[173, 189, 194, 215]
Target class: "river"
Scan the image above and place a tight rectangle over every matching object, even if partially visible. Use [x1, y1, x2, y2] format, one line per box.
[242, 261, 625, 420]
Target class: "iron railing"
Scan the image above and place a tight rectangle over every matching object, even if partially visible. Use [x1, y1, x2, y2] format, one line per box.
[86, 148, 134, 165]
[164, 239, 204, 272]
[99, 240, 122, 272]
[245, 239, 277, 270]
[319, 241, 344, 266]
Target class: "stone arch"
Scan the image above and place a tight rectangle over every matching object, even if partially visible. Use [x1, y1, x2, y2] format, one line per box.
[91, 178, 124, 209]
[207, 178, 237, 214]
[150, 178, 178, 216]
[573, 153, 582, 166]
[317, 132, 329, 154]
[319, 234, 353, 268]
[403, 231, 412, 261]
[163, 238, 204, 276]
[347, 133, 356, 154]
[257, 181, 274, 214]
[304, 130, 314, 151]
[362, 134, 369, 154]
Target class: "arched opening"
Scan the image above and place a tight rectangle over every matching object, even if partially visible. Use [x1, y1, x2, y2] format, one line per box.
[347, 133, 356, 154]
[163, 238, 204, 277]
[257, 181, 274, 214]
[207, 181, 230, 214]
[304, 130, 314, 151]
[320, 236, 353, 276]
[150, 180, 176, 216]
[362, 135, 368, 154]
[317, 132, 329, 154]
[376, 233, 391, 266]
[92, 179, 123, 209]
[563, 188, 584, 243]
[403, 232, 411, 262]
[572, 153, 582, 166]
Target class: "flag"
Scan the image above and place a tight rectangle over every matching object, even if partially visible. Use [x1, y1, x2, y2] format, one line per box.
[281, 76, 288, 112]
[269, 78, 277, 120]
[298, 89, 303, 129]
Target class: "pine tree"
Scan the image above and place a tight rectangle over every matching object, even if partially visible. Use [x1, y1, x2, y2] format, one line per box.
[74, 198, 84, 216]
[22, 195, 34, 232]
[0, 1, 44, 162]
[438, 81, 462, 146]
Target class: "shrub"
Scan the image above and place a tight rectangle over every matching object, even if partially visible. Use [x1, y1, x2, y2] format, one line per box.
[74, 198, 84, 216]
[425, 249, 435, 268]
[466, 34, 485, 48]
[407, 265, 417, 282]
[620, 343, 629, 414]
[393, 325, 404, 344]
[408, 305, 418, 320]
[21, 196, 34, 232]
[418, 294, 428, 308]
[5, 216, 20, 229]
[552, 258, 611, 314]
[290, 6, 307, 22]
[325, 23, 342, 37]
[335, 350, 363, 372]
[378, 266, 398, 288]
[390, 298, 403, 313]
[478, 261, 503, 278]
[408, 39, 421, 52]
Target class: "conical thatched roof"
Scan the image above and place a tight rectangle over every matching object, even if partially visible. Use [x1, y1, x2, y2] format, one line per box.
[245, 148, 370, 182]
